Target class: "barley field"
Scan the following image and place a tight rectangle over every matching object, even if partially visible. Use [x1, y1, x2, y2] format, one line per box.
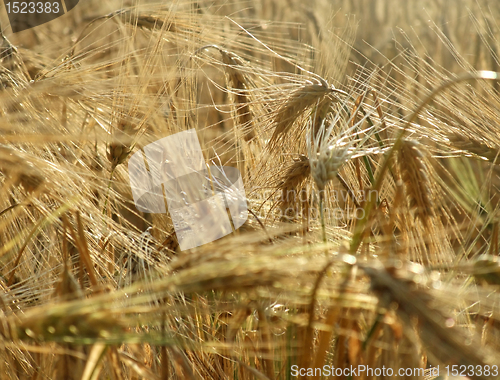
[1, 0, 500, 379]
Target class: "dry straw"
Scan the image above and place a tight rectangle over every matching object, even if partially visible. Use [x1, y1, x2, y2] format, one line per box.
[361, 260, 497, 370]
[4, 1, 500, 379]
[0, 145, 45, 193]
[194, 45, 256, 141]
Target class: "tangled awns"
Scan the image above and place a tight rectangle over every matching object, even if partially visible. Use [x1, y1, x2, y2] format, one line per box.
[1, 0, 500, 379]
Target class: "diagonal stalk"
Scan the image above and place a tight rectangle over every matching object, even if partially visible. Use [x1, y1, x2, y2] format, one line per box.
[349, 71, 500, 255]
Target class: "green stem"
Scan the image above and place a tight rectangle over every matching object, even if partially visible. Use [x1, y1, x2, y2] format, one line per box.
[102, 167, 115, 223]
[319, 191, 326, 244]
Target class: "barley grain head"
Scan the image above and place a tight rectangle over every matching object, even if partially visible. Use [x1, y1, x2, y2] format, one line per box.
[270, 81, 332, 148]
[398, 139, 434, 226]
[448, 132, 500, 164]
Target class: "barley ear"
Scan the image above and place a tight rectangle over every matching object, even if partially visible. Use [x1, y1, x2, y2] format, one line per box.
[279, 155, 311, 219]
[398, 140, 434, 226]
[107, 119, 135, 170]
[448, 133, 500, 164]
[270, 82, 332, 148]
